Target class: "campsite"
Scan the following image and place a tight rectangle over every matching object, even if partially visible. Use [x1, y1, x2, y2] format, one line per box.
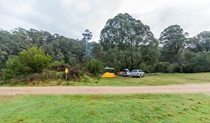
[1, 0, 210, 122]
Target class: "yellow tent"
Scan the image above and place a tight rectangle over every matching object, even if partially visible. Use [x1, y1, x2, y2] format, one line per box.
[101, 72, 117, 78]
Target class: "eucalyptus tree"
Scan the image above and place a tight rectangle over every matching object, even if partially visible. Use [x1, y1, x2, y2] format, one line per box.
[159, 25, 188, 73]
[0, 29, 14, 66]
[192, 31, 210, 52]
[0, 27, 87, 68]
[0, 48, 7, 65]
[82, 29, 92, 55]
[92, 43, 105, 61]
[100, 13, 159, 69]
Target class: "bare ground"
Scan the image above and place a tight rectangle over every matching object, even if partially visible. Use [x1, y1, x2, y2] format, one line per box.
[0, 83, 210, 95]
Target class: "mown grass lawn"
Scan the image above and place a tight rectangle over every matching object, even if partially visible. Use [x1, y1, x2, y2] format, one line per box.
[0, 94, 210, 123]
[73, 72, 210, 86]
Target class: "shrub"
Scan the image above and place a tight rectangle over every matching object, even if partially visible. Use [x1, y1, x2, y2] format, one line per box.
[80, 74, 98, 83]
[3, 69, 64, 85]
[154, 62, 173, 73]
[140, 65, 153, 73]
[86, 59, 103, 75]
[3, 47, 52, 79]
[66, 65, 90, 81]
[48, 61, 70, 72]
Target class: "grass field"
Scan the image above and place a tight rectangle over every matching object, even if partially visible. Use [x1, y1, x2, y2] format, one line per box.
[73, 72, 210, 86]
[0, 94, 210, 123]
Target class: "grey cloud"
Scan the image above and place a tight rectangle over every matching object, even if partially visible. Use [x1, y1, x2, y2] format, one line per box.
[22, 0, 121, 40]
[0, 0, 210, 41]
[137, 0, 210, 38]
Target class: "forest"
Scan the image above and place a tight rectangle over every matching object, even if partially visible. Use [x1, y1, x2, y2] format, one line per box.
[0, 13, 210, 83]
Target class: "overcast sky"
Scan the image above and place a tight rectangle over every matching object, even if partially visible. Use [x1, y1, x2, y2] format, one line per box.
[1, 0, 210, 41]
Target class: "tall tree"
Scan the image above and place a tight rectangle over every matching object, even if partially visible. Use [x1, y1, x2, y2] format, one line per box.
[189, 31, 210, 52]
[0, 28, 86, 68]
[92, 43, 105, 61]
[99, 13, 159, 69]
[159, 25, 188, 73]
[82, 29, 92, 55]
[100, 13, 157, 51]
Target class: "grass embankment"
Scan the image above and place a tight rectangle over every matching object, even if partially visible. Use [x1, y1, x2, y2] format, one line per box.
[0, 94, 210, 123]
[74, 72, 210, 86]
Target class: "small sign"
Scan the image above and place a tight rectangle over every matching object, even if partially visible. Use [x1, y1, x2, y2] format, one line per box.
[65, 68, 69, 73]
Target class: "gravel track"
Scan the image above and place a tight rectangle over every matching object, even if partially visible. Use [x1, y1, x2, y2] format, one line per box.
[0, 84, 210, 95]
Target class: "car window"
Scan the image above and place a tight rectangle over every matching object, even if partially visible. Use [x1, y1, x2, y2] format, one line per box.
[132, 70, 137, 72]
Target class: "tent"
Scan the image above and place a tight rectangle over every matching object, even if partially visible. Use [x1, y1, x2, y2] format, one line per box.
[101, 72, 117, 78]
[101, 67, 117, 78]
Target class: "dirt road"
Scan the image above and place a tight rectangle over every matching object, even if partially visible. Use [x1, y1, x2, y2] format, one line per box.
[0, 83, 210, 95]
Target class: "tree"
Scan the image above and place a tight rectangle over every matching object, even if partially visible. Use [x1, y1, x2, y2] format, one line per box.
[189, 31, 210, 52]
[159, 25, 188, 73]
[65, 52, 77, 66]
[154, 62, 172, 73]
[0, 30, 17, 67]
[92, 43, 104, 61]
[100, 13, 157, 51]
[4, 47, 52, 79]
[0, 47, 7, 65]
[86, 59, 103, 75]
[182, 31, 210, 73]
[99, 13, 159, 69]
[82, 29, 92, 55]
[103, 48, 125, 70]
[0, 27, 86, 69]
[184, 52, 210, 73]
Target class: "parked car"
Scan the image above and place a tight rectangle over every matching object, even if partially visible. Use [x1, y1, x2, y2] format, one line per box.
[122, 69, 131, 77]
[131, 69, 145, 78]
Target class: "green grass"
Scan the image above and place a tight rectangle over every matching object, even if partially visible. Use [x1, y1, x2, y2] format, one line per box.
[2, 72, 210, 86]
[0, 94, 210, 123]
[73, 72, 210, 86]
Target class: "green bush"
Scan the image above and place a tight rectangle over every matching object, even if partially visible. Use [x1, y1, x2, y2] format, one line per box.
[3, 69, 64, 85]
[86, 59, 103, 75]
[48, 61, 69, 72]
[183, 64, 194, 73]
[3, 47, 52, 79]
[154, 62, 173, 73]
[66, 65, 90, 81]
[48, 61, 65, 68]
[140, 65, 153, 73]
[184, 52, 210, 73]
[80, 74, 98, 83]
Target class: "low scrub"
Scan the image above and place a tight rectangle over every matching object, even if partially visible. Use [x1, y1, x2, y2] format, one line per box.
[66, 65, 91, 81]
[2, 65, 94, 86]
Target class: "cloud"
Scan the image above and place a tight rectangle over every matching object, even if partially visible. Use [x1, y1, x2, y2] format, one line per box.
[0, 0, 210, 41]
[147, 0, 210, 37]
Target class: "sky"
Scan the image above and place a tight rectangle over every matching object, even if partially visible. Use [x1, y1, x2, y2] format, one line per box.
[1, 0, 210, 41]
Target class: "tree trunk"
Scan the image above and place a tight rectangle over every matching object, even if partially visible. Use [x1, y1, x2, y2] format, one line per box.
[176, 53, 183, 73]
